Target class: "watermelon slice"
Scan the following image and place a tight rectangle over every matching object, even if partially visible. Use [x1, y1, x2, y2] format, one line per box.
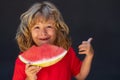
[18, 44, 67, 67]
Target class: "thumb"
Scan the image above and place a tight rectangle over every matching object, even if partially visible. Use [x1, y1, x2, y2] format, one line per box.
[87, 37, 93, 43]
[25, 63, 31, 69]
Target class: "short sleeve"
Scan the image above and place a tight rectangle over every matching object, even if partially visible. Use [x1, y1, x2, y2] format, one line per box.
[68, 47, 82, 76]
[12, 58, 26, 80]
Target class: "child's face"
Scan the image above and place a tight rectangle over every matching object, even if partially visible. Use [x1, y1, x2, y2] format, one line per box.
[31, 19, 56, 46]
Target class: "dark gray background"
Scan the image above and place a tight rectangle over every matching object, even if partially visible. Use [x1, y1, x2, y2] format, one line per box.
[0, 0, 120, 80]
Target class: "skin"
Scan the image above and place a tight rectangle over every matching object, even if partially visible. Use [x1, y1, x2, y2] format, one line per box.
[75, 38, 94, 80]
[31, 20, 56, 46]
[25, 19, 94, 80]
[25, 64, 41, 80]
[25, 19, 56, 80]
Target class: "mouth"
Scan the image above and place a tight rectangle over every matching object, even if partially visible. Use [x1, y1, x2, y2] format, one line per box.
[37, 37, 52, 46]
[38, 37, 50, 44]
[39, 37, 50, 40]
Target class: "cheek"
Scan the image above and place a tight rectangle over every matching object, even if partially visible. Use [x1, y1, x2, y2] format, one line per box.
[31, 31, 37, 39]
[53, 32, 57, 40]
[49, 30, 57, 40]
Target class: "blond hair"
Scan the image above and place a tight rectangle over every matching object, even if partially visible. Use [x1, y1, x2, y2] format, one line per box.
[16, 1, 71, 52]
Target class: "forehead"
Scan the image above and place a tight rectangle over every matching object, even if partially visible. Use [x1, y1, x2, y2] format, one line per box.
[32, 13, 56, 24]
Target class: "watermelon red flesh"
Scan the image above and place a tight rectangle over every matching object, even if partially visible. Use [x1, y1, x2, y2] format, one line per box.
[19, 44, 67, 67]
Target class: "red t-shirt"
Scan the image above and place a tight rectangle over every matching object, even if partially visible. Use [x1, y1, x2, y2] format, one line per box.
[12, 47, 82, 80]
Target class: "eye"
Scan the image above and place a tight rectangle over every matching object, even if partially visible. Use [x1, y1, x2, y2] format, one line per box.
[34, 26, 40, 29]
[47, 25, 51, 28]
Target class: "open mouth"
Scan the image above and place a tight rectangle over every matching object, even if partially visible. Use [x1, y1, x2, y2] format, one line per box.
[39, 37, 50, 44]
[39, 37, 50, 40]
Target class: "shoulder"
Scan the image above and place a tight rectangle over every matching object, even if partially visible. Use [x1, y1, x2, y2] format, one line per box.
[15, 52, 25, 65]
[66, 47, 78, 58]
[67, 47, 76, 54]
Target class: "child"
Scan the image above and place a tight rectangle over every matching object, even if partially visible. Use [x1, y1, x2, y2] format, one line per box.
[12, 1, 94, 80]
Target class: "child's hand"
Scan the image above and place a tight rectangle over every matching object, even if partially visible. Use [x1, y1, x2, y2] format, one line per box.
[78, 38, 94, 56]
[25, 64, 42, 80]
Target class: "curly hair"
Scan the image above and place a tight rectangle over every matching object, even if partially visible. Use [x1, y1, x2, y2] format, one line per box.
[16, 1, 72, 52]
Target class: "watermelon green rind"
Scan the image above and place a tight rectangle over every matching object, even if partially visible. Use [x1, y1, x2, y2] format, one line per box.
[18, 50, 67, 67]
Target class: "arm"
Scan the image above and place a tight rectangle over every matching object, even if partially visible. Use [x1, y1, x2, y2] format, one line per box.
[75, 38, 94, 80]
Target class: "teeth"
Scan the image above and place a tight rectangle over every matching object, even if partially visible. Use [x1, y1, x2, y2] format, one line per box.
[40, 38, 49, 40]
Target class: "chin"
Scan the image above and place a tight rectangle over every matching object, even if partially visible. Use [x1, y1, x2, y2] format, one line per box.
[37, 42, 51, 46]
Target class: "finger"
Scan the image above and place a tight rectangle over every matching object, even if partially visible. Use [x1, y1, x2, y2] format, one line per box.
[36, 67, 42, 73]
[35, 66, 42, 71]
[79, 47, 87, 51]
[78, 43, 88, 48]
[82, 41, 88, 44]
[87, 38, 93, 43]
[26, 66, 40, 74]
[80, 49, 87, 52]
[26, 64, 31, 69]
[32, 66, 42, 74]
[29, 66, 38, 70]
[79, 51, 87, 54]
[80, 46, 87, 49]
[79, 50, 87, 54]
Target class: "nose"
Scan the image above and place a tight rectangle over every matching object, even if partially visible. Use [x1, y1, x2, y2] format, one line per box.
[39, 28, 47, 36]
